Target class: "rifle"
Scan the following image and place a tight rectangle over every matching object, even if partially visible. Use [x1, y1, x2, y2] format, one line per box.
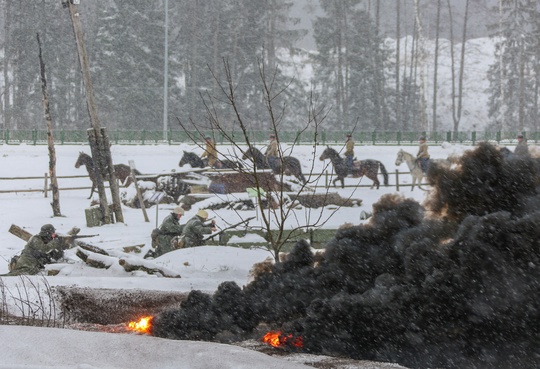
[203, 217, 256, 242]
[59, 233, 99, 249]
[203, 217, 217, 227]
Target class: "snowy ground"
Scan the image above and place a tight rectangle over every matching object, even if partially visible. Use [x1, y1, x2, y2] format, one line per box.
[0, 141, 477, 368]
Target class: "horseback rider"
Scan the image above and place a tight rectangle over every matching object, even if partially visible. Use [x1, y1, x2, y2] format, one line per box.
[514, 134, 529, 156]
[265, 134, 280, 172]
[416, 136, 430, 174]
[147, 206, 186, 258]
[181, 209, 217, 248]
[201, 136, 220, 168]
[344, 133, 355, 175]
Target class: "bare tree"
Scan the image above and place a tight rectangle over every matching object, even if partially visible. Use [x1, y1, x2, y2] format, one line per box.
[37, 33, 61, 217]
[447, 0, 470, 137]
[177, 59, 360, 261]
[432, 0, 443, 132]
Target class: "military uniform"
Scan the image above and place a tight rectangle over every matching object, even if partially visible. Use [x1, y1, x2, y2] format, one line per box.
[416, 139, 430, 173]
[265, 136, 280, 171]
[515, 136, 529, 156]
[182, 211, 214, 248]
[5, 224, 65, 276]
[154, 214, 185, 257]
[148, 207, 185, 258]
[201, 138, 218, 168]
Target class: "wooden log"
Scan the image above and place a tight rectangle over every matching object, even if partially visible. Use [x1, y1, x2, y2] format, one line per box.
[8, 224, 32, 241]
[118, 258, 180, 278]
[75, 247, 116, 269]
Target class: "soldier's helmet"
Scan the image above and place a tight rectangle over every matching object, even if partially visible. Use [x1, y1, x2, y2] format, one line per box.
[40, 224, 56, 234]
[196, 209, 209, 220]
[39, 224, 56, 240]
[172, 206, 185, 215]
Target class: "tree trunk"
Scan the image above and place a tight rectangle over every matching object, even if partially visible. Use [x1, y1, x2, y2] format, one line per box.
[432, 0, 442, 133]
[67, 1, 112, 224]
[395, 0, 401, 129]
[101, 128, 124, 223]
[455, 0, 470, 134]
[37, 33, 62, 217]
[3, 1, 10, 138]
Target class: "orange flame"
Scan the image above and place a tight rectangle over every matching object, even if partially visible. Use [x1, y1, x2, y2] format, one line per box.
[262, 330, 303, 348]
[127, 316, 152, 334]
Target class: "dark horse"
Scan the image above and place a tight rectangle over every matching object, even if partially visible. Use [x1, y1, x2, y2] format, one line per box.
[319, 147, 388, 189]
[75, 152, 141, 199]
[241, 146, 306, 184]
[178, 151, 242, 169]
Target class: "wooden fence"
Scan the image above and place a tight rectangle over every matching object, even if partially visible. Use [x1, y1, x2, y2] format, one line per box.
[0, 170, 426, 197]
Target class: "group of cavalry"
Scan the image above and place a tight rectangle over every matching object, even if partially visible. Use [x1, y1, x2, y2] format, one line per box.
[74, 145, 436, 198]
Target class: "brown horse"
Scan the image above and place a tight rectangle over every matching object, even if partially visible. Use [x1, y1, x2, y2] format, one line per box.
[319, 147, 388, 189]
[178, 151, 242, 170]
[241, 147, 306, 184]
[75, 152, 141, 199]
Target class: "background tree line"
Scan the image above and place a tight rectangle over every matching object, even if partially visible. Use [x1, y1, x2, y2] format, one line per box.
[0, 0, 538, 136]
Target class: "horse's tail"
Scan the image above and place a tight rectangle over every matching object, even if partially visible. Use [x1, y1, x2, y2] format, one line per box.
[378, 161, 389, 186]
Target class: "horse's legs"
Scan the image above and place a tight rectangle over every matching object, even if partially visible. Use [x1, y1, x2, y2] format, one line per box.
[417, 173, 424, 190]
[371, 176, 380, 190]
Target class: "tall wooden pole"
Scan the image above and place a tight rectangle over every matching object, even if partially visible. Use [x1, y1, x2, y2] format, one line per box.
[37, 33, 61, 216]
[66, 2, 123, 223]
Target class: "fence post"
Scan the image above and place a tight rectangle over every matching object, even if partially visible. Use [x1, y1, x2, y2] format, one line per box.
[472, 131, 476, 146]
[4, 129, 8, 144]
[44, 172, 49, 198]
[325, 170, 329, 188]
[321, 131, 326, 145]
[395, 169, 399, 191]
[397, 131, 401, 145]
[141, 130, 146, 145]
[447, 131, 451, 142]
[32, 129, 38, 145]
[371, 131, 376, 145]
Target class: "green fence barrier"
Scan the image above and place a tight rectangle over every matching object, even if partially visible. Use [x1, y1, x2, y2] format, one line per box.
[1, 129, 536, 145]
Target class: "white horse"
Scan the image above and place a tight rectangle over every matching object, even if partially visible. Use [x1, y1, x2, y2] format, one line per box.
[395, 149, 425, 191]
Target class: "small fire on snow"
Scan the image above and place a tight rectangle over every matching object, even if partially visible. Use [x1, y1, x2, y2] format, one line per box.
[127, 316, 153, 334]
[262, 331, 303, 348]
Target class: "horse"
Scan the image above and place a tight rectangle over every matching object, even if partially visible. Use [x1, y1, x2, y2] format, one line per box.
[395, 149, 426, 191]
[178, 151, 242, 169]
[241, 146, 306, 184]
[75, 152, 141, 199]
[319, 147, 388, 189]
[179, 151, 205, 168]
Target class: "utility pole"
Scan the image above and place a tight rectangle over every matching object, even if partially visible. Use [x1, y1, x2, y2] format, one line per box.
[66, 1, 124, 223]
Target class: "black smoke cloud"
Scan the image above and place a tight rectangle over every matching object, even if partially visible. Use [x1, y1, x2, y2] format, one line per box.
[152, 143, 540, 369]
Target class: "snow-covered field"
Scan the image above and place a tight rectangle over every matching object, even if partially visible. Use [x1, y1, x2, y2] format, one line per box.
[0, 141, 475, 368]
